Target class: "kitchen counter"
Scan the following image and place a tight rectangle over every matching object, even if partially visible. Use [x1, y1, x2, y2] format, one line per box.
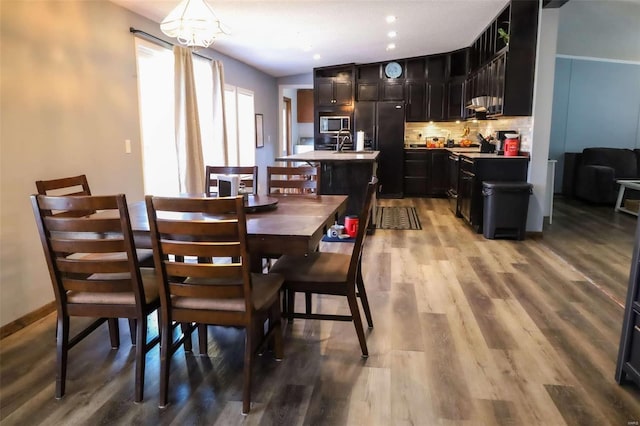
[459, 152, 529, 159]
[275, 150, 378, 226]
[275, 150, 379, 163]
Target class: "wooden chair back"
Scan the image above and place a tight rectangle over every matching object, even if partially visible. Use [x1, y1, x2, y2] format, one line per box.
[145, 195, 253, 321]
[205, 166, 258, 197]
[35, 174, 94, 217]
[347, 176, 378, 283]
[36, 174, 91, 196]
[267, 166, 320, 194]
[30, 194, 147, 312]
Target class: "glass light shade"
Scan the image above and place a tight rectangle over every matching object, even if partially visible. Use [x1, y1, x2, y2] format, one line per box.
[160, 0, 226, 48]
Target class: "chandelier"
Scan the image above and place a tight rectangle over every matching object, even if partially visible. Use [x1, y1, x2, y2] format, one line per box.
[160, 0, 228, 48]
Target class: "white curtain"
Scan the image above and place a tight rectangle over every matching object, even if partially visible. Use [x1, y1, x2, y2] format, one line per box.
[211, 60, 229, 165]
[174, 46, 205, 194]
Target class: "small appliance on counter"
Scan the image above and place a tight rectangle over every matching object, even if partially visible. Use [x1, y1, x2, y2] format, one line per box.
[494, 130, 516, 155]
[504, 133, 520, 157]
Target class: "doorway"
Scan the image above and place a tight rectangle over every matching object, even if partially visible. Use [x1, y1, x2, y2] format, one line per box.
[282, 97, 292, 156]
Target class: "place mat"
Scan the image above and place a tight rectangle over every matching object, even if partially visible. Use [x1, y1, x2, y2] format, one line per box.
[375, 206, 422, 230]
[321, 235, 355, 243]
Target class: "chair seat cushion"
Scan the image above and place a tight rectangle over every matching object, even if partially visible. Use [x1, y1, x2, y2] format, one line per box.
[172, 272, 284, 312]
[66, 267, 159, 305]
[270, 252, 350, 283]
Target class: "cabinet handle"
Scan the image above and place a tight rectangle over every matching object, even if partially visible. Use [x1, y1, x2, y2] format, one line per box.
[635, 325, 640, 333]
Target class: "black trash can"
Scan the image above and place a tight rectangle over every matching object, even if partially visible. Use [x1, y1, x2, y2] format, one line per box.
[482, 181, 532, 240]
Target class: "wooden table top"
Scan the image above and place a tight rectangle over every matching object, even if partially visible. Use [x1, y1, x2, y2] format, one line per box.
[128, 194, 348, 257]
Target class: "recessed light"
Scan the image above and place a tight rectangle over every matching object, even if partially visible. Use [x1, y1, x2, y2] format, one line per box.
[388, 31, 397, 38]
[386, 15, 396, 24]
[313, 54, 321, 60]
[386, 43, 396, 51]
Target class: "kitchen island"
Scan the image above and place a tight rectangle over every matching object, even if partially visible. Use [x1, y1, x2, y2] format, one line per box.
[275, 150, 379, 225]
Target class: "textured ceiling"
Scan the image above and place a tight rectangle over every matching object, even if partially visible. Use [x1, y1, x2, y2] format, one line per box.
[111, 0, 510, 77]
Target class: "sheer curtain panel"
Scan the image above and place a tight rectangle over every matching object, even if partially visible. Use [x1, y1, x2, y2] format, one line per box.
[174, 46, 205, 195]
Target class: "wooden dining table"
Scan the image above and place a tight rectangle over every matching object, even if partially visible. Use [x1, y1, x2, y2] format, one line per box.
[126, 194, 348, 265]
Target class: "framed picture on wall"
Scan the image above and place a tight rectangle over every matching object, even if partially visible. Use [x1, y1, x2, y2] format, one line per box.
[255, 114, 264, 148]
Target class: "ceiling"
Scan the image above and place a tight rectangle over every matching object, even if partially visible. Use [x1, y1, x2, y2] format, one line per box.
[111, 0, 510, 78]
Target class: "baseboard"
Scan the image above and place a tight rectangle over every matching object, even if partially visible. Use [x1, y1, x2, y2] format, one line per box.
[526, 231, 544, 239]
[0, 301, 55, 340]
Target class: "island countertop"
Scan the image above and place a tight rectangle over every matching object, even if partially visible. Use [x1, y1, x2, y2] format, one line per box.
[275, 150, 379, 163]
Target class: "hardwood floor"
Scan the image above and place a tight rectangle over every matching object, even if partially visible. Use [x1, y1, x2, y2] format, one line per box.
[2, 197, 640, 425]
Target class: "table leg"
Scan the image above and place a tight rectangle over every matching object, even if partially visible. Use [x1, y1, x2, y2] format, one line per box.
[615, 185, 626, 213]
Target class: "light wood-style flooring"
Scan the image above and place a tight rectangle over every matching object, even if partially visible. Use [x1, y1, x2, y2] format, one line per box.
[2, 197, 640, 425]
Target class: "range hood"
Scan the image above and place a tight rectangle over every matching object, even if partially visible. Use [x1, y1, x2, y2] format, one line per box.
[466, 96, 496, 112]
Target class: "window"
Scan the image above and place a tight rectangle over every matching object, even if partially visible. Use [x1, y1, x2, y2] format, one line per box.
[134, 37, 255, 195]
[224, 85, 255, 166]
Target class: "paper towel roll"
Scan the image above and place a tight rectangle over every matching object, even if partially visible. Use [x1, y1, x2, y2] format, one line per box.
[356, 131, 365, 151]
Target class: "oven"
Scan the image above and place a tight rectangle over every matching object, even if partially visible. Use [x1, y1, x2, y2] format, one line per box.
[447, 152, 460, 215]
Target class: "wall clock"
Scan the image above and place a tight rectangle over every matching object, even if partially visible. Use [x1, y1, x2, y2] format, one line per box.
[384, 61, 403, 78]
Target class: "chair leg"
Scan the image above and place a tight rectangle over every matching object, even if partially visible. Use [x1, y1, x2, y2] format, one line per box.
[108, 318, 120, 349]
[242, 328, 253, 415]
[356, 266, 373, 328]
[159, 317, 171, 408]
[128, 318, 137, 345]
[305, 292, 312, 314]
[198, 324, 208, 356]
[134, 314, 147, 402]
[181, 323, 193, 352]
[271, 303, 283, 361]
[287, 290, 295, 321]
[346, 292, 368, 358]
[55, 315, 69, 399]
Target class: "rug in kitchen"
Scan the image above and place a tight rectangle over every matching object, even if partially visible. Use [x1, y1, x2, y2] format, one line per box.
[375, 206, 421, 230]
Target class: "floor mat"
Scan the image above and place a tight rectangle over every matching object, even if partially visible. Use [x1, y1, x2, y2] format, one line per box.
[375, 206, 422, 230]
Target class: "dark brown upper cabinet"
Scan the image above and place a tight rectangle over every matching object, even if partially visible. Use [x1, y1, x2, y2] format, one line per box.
[381, 81, 404, 101]
[316, 78, 353, 107]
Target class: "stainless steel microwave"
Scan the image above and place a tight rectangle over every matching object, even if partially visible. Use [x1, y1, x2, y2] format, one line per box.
[319, 116, 350, 133]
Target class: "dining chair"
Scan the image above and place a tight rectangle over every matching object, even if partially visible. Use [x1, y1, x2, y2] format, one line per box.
[30, 193, 160, 402]
[145, 195, 284, 414]
[205, 166, 258, 197]
[270, 177, 378, 357]
[35, 174, 94, 217]
[267, 165, 321, 194]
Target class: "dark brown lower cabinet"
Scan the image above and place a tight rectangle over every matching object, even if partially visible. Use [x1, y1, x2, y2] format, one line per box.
[403, 149, 449, 197]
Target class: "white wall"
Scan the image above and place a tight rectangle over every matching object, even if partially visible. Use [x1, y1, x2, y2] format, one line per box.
[557, 0, 640, 62]
[0, 0, 278, 327]
[549, 0, 640, 192]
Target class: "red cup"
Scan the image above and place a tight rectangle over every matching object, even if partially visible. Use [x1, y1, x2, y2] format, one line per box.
[344, 215, 359, 238]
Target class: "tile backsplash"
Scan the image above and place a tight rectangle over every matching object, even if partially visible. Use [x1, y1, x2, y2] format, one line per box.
[405, 117, 533, 151]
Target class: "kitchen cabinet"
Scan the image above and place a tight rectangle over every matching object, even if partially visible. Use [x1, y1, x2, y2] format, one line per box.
[447, 78, 465, 120]
[356, 63, 381, 101]
[616, 220, 640, 389]
[316, 78, 353, 106]
[297, 89, 314, 123]
[381, 81, 404, 101]
[405, 82, 426, 122]
[427, 81, 446, 121]
[403, 149, 448, 197]
[466, 1, 538, 117]
[458, 154, 529, 233]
